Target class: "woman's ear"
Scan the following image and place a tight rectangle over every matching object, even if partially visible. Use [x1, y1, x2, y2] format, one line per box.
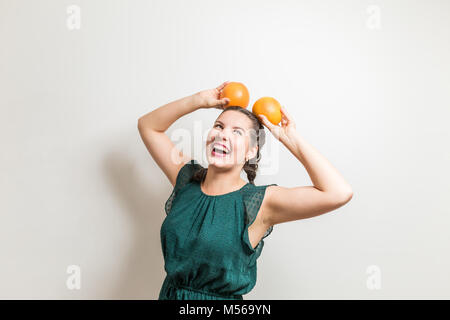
[247, 145, 258, 161]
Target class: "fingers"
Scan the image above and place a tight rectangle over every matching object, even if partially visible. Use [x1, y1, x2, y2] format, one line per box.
[257, 114, 276, 131]
[280, 105, 293, 123]
[216, 81, 230, 92]
[214, 98, 229, 109]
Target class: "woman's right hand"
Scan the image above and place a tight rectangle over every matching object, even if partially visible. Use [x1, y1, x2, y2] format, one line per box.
[195, 81, 231, 110]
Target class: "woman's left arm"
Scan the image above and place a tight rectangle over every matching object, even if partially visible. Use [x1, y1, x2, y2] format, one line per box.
[257, 106, 353, 226]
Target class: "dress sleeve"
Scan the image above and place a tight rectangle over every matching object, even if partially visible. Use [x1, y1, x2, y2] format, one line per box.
[241, 183, 278, 257]
[164, 159, 203, 215]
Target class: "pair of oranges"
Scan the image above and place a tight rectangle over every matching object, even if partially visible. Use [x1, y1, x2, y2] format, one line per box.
[219, 82, 282, 125]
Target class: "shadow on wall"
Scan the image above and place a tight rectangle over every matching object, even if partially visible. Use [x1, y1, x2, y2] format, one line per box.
[101, 150, 166, 299]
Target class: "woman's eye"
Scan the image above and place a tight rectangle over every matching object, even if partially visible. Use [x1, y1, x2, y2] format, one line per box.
[234, 129, 242, 135]
[214, 124, 241, 135]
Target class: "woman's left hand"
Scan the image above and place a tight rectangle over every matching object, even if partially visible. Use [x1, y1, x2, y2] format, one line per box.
[256, 105, 297, 144]
[196, 81, 231, 110]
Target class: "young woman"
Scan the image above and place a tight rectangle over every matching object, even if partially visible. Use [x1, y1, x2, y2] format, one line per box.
[138, 81, 353, 300]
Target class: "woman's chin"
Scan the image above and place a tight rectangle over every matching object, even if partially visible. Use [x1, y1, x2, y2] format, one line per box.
[207, 155, 235, 166]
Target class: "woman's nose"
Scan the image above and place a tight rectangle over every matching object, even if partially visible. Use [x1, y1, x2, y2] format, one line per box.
[214, 135, 227, 144]
[216, 130, 230, 140]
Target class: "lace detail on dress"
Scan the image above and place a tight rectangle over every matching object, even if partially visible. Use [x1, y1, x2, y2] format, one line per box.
[164, 159, 203, 215]
[240, 183, 278, 256]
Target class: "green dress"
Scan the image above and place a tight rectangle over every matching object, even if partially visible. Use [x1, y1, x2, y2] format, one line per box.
[158, 159, 277, 300]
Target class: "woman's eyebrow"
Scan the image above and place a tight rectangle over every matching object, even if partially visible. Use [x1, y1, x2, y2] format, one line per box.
[215, 120, 245, 131]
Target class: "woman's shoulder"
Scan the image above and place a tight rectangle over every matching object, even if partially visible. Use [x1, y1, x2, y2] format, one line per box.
[181, 159, 204, 172]
[176, 159, 204, 185]
[239, 182, 278, 213]
[241, 182, 278, 193]
[165, 159, 204, 215]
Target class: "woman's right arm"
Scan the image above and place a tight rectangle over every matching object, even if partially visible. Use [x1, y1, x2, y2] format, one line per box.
[137, 93, 202, 187]
[138, 82, 230, 187]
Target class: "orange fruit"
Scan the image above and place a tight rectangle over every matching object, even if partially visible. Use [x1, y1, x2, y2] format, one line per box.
[252, 97, 282, 125]
[219, 82, 250, 108]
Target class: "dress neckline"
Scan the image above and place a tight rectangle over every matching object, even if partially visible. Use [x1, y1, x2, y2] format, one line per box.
[198, 181, 250, 197]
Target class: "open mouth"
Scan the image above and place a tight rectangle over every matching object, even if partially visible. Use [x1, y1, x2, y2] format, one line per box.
[211, 145, 230, 157]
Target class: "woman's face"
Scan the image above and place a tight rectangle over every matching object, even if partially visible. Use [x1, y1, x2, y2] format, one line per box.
[205, 111, 256, 168]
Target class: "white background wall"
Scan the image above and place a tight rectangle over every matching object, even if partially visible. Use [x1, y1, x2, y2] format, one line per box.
[1, 0, 449, 299]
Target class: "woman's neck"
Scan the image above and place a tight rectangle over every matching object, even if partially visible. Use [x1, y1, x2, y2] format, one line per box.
[201, 166, 246, 195]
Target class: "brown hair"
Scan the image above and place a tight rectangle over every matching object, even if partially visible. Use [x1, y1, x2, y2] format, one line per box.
[191, 106, 266, 185]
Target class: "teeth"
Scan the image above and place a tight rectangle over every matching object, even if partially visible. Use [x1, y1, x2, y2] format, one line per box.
[213, 148, 226, 155]
[213, 144, 229, 154]
[214, 144, 227, 152]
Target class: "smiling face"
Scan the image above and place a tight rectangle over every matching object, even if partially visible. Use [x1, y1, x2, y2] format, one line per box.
[205, 110, 258, 168]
